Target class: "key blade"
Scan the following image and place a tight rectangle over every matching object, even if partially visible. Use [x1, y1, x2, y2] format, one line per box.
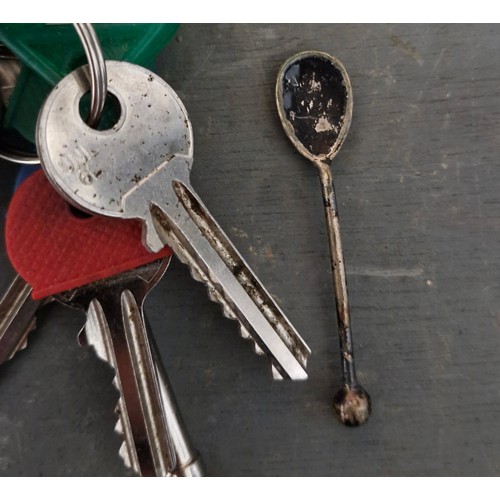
[84, 294, 177, 477]
[85, 298, 141, 475]
[121, 289, 177, 476]
[0, 274, 47, 364]
[69, 259, 202, 476]
[149, 182, 310, 381]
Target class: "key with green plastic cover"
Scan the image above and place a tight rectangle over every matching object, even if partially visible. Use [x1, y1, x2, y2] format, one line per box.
[0, 23, 179, 143]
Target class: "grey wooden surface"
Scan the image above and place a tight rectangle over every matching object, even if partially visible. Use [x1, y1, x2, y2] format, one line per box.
[1, 23, 500, 476]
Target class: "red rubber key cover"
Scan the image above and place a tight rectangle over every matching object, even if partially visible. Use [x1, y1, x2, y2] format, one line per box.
[6, 170, 171, 299]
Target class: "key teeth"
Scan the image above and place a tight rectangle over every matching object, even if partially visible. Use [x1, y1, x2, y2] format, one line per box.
[119, 441, 133, 470]
[81, 326, 108, 364]
[17, 338, 28, 352]
[3, 318, 37, 363]
[169, 239, 309, 380]
[239, 327, 251, 340]
[82, 335, 139, 476]
[114, 396, 140, 475]
[115, 414, 124, 435]
[254, 343, 264, 356]
[185, 259, 205, 285]
[181, 254, 263, 347]
[112, 376, 139, 474]
[115, 404, 134, 471]
[205, 281, 266, 361]
[272, 364, 284, 381]
[206, 281, 281, 371]
[6, 337, 29, 361]
[175, 249, 281, 373]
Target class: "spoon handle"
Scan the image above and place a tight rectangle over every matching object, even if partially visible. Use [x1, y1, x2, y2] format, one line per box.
[316, 161, 371, 425]
[317, 161, 357, 386]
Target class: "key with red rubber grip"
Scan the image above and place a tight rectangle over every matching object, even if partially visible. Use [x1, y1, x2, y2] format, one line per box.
[1, 168, 170, 363]
[6, 170, 171, 299]
[1, 167, 168, 365]
[2, 170, 203, 476]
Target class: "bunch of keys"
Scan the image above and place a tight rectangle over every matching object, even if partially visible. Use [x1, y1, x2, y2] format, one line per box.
[2, 170, 203, 476]
[1, 35, 311, 474]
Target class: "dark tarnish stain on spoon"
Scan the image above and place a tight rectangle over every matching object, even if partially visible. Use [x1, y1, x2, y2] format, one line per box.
[282, 56, 348, 157]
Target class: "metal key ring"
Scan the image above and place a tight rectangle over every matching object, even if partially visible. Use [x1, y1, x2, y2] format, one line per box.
[73, 23, 107, 128]
[0, 23, 107, 165]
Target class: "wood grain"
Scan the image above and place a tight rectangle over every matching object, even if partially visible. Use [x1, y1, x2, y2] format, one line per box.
[1, 24, 500, 476]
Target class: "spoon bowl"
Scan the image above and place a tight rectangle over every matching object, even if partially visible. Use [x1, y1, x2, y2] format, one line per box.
[276, 51, 353, 166]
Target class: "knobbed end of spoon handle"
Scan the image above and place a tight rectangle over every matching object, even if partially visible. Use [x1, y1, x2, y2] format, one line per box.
[333, 385, 372, 426]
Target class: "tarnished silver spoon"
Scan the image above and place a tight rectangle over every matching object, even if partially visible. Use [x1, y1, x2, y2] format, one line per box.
[276, 51, 371, 426]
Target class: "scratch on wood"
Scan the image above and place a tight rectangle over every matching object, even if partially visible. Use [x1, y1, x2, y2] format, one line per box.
[348, 267, 424, 278]
[390, 34, 424, 66]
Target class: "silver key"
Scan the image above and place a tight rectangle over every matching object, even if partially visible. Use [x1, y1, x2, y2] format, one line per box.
[37, 61, 310, 380]
[0, 264, 202, 475]
[0, 274, 49, 364]
[56, 257, 203, 477]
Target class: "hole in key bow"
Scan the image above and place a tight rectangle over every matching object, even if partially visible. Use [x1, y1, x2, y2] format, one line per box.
[79, 91, 121, 131]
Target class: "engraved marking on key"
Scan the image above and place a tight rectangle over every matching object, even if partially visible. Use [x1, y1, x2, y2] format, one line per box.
[58, 143, 95, 185]
[38, 62, 191, 229]
[37, 61, 310, 380]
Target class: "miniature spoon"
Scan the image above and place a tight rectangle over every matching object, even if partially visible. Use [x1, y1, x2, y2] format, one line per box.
[276, 51, 371, 426]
